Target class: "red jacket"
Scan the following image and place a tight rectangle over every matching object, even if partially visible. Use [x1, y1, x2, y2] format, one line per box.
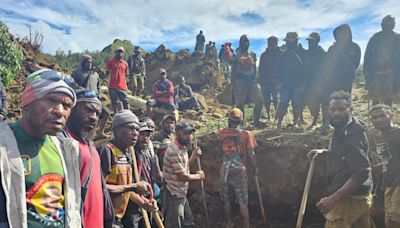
[152, 79, 174, 103]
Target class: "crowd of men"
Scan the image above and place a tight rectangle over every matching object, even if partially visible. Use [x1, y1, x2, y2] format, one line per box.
[0, 14, 399, 228]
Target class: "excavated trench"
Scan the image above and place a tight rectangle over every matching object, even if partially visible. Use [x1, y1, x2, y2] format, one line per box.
[187, 131, 385, 228]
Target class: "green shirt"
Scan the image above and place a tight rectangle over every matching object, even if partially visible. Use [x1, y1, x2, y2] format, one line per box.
[9, 122, 65, 228]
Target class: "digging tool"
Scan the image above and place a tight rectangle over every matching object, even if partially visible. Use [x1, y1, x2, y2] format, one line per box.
[129, 146, 165, 228]
[254, 174, 267, 222]
[193, 134, 210, 228]
[295, 155, 316, 228]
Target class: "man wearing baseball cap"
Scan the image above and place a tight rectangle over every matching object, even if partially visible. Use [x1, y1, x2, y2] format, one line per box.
[148, 69, 176, 116]
[0, 69, 82, 227]
[303, 32, 327, 130]
[162, 122, 204, 228]
[97, 110, 156, 227]
[105, 46, 130, 112]
[128, 46, 146, 97]
[276, 32, 307, 129]
[218, 108, 258, 228]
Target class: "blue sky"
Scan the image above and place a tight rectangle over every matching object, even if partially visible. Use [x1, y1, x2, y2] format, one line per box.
[1, 0, 399, 61]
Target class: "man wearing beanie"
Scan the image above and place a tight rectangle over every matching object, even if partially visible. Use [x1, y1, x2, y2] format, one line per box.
[0, 69, 81, 227]
[64, 89, 112, 228]
[218, 108, 259, 228]
[97, 110, 156, 227]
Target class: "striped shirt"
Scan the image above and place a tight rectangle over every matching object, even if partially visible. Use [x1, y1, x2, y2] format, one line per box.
[163, 140, 189, 198]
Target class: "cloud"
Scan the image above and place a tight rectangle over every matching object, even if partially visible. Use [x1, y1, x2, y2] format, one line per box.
[1, 0, 399, 60]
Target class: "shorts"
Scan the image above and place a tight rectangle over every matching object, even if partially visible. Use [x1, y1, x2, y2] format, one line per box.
[220, 174, 248, 205]
[324, 194, 373, 228]
[385, 187, 400, 224]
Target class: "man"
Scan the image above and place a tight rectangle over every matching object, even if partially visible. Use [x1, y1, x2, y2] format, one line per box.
[72, 54, 110, 138]
[308, 91, 374, 228]
[205, 41, 213, 59]
[65, 89, 113, 228]
[218, 108, 258, 228]
[175, 76, 202, 112]
[128, 46, 146, 97]
[0, 80, 7, 122]
[162, 122, 205, 228]
[195, 30, 205, 53]
[231, 35, 264, 127]
[258, 36, 283, 121]
[276, 32, 307, 129]
[364, 15, 400, 106]
[0, 69, 81, 227]
[121, 121, 162, 227]
[105, 46, 130, 112]
[304, 32, 327, 130]
[148, 68, 176, 112]
[219, 43, 234, 81]
[369, 104, 400, 227]
[210, 42, 218, 59]
[153, 114, 176, 170]
[319, 25, 361, 133]
[98, 110, 156, 227]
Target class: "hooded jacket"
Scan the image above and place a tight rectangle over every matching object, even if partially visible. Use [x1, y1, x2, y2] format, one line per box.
[324, 24, 361, 92]
[71, 55, 100, 92]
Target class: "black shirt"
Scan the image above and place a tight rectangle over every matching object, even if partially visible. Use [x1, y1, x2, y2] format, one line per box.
[327, 117, 373, 196]
[376, 127, 400, 187]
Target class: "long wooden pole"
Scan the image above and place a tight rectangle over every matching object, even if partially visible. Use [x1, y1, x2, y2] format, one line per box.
[194, 135, 210, 228]
[254, 174, 267, 221]
[129, 146, 164, 228]
[295, 156, 316, 228]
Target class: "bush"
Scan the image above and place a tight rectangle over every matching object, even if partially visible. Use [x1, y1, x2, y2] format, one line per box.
[0, 21, 24, 86]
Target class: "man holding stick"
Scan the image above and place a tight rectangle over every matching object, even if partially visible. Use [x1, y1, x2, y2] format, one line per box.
[162, 122, 204, 228]
[218, 108, 259, 228]
[308, 91, 374, 228]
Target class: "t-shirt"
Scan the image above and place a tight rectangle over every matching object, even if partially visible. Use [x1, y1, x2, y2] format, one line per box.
[218, 128, 257, 158]
[9, 122, 65, 228]
[163, 140, 189, 198]
[105, 58, 129, 90]
[67, 131, 104, 228]
[376, 127, 400, 187]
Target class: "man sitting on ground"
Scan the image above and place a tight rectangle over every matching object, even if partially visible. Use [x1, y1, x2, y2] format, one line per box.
[175, 75, 202, 112]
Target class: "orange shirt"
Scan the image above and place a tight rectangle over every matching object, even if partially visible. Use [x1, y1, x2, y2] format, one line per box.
[105, 58, 129, 90]
[218, 128, 257, 164]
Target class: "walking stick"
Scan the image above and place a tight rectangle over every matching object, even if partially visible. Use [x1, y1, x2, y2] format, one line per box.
[254, 174, 267, 222]
[295, 156, 316, 228]
[194, 134, 210, 228]
[129, 146, 165, 228]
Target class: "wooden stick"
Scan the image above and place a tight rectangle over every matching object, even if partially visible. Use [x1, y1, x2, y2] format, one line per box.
[295, 157, 316, 228]
[254, 174, 267, 221]
[194, 135, 210, 228]
[129, 146, 164, 228]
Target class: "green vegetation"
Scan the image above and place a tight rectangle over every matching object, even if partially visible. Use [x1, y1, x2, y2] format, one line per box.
[0, 21, 24, 86]
[45, 39, 142, 73]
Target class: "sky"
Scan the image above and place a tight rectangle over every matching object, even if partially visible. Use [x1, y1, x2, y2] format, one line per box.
[1, 0, 400, 60]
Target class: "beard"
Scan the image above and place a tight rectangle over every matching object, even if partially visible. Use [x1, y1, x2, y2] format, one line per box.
[177, 137, 190, 146]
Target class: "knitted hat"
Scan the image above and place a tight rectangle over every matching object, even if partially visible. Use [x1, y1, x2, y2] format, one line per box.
[112, 110, 139, 129]
[21, 69, 76, 108]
